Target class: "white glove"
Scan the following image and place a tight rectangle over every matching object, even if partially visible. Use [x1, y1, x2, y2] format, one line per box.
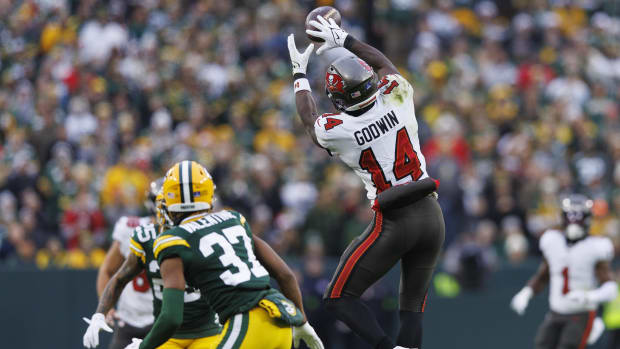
[82, 313, 113, 348]
[287, 34, 314, 75]
[293, 322, 324, 349]
[566, 290, 596, 308]
[510, 286, 533, 316]
[123, 338, 142, 349]
[588, 317, 605, 345]
[306, 15, 349, 55]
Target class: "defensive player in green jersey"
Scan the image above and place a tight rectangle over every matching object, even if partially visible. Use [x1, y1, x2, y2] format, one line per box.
[129, 160, 323, 349]
[83, 192, 222, 348]
[130, 222, 222, 348]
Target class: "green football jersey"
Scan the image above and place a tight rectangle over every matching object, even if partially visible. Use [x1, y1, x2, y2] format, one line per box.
[154, 210, 272, 324]
[129, 223, 221, 339]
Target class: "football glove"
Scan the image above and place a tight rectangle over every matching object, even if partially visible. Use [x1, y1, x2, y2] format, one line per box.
[123, 338, 142, 349]
[287, 34, 314, 75]
[306, 15, 348, 55]
[588, 317, 605, 345]
[293, 322, 324, 349]
[82, 313, 113, 348]
[510, 286, 533, 316]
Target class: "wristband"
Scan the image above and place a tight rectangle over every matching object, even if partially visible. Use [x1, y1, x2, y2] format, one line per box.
[343, 35, 357, 50]
[294, 78, 311, 93]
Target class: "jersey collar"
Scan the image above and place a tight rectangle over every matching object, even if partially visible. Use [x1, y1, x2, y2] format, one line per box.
[180, 212, 208, 225]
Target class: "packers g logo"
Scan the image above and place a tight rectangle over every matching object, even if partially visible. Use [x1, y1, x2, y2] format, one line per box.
[282, 299, 297, 316]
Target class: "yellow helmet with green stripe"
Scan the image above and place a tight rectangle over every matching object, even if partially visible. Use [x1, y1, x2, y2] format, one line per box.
[163, 160, 215, 213]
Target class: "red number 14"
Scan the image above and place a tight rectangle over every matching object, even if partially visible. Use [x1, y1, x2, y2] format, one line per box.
[359, 127, 423, 193]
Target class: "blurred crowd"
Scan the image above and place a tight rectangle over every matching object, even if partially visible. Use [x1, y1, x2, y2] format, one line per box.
[0, 0, 619, 292]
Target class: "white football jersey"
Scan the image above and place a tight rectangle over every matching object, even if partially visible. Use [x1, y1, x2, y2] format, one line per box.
[111, 216, 155, 328]
[314, 74, 428, 200]
[540, 229, 614, 314]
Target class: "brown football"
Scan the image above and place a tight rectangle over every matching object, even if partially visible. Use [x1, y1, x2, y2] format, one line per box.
[305, 6, 341, 42]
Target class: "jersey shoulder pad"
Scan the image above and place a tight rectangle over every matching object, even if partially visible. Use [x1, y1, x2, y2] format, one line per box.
[314, 113, 343, 150]
[226, 210, 248, 226]
[315, 113, 344, 132]
[153, 227, 191, 261]
[539, 229, 563, 251]
[378, 74, 413, 101]
[588, 236, 614, 261]
[128, 231, 147, 264]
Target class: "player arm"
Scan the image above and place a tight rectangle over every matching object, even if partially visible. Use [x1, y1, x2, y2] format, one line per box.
[95, 252, 142, 315]
[96, 241, 125, 297]
[527, 259, 550, 294]
[295, 90, 321, 147]
[589, 260, 618, 303]
[287, 34, 322, 147]
[253, 235, 307, 322]
[511, 259, 548, 315]
[139, 257, 185, 349]
[343, 36, 399, 78]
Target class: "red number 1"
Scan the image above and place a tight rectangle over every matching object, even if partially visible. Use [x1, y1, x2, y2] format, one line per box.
[359, 148, 391, 192]
[562, 267, 570, 294]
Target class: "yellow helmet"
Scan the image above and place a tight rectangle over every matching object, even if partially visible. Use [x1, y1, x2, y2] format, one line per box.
[163, 160, 215, 212]
[155, 189, 172, 229]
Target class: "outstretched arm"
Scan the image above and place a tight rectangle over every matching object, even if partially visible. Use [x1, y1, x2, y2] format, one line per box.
[96, 252, 143, 314]
[253, 235, 306, 322]
[343, 37, 398, 78]
[97, 241, 125, 297]
[527, 259, 550, 294]
[83, 253, 142, 348]
[287, 34, 321, 147]
[510, 259, 549, 316]
[295, 91, 321, 146]
[306, 16, 398, 77]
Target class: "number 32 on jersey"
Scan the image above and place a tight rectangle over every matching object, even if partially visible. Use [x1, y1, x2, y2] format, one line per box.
[359, 127, 423, 192]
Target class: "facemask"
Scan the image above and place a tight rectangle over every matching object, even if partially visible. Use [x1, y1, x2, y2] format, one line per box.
[566, 223, 585, 240]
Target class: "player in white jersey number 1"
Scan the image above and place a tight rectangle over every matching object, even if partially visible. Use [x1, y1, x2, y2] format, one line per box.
[83, 180, 161, 349]
[288, 15, 445, 349]
[511, 195, 617, 349]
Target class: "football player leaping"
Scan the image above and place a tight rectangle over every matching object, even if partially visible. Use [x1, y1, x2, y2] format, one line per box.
[83, 181, 161, 349]
[511, 194, 618, 349]
[288, 15, 445, 349]
[126, 161, 323, 349]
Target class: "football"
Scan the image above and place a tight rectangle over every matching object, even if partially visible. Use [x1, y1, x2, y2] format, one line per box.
[305, 6, 341, 42]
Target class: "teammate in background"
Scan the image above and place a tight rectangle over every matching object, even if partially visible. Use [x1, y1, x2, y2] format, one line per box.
[83, 181, 161, 349]
[287, 15, 445, 349]
[511, 194, 617, 349]
[128, 161, 323, 349]
[82, 190, 222, 349]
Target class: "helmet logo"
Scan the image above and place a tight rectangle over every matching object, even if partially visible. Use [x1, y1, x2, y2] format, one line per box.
[358, 59, 372, 73]
[326, 72, 344, 93]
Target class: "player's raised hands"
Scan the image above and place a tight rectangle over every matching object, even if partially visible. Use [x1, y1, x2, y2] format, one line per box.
[306, 15, 348, 55]
[293, 322, 325, 349]
[82, 313, 113, 348]
[287, 34, 314, 75]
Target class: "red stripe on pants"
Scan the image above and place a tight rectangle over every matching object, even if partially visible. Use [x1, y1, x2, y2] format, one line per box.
[578, 311, 596, 349]
[421, 293, 429, 312]
[329, 212, 383, 298]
